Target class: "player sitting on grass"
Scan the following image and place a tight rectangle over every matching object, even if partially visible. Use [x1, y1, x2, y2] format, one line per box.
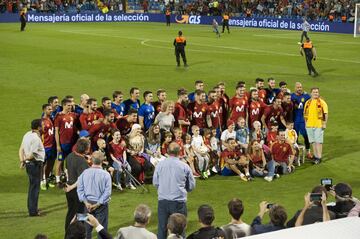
[220, 138, 250, 182]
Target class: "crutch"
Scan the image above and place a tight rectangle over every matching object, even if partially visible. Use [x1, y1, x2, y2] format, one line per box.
[123, 167, 149, 193]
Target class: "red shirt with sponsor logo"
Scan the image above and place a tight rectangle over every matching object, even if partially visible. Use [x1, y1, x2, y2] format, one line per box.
[115, 117, 133, 136]
[229, 96, 248, 122]
[79, 111, 104, 130]
[271, 141, 293, 163]
[42, 117, 55, 148]
[248, 100, 267, 128]
[207, 101, 221, 128]
[188, 102, 208, 128]
[54, 112, 78, 144]
[174, 102, 190, 134]
[263, 105, 284, 128]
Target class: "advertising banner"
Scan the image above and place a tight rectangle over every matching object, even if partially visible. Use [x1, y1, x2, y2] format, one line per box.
[0, 12, 353, 34]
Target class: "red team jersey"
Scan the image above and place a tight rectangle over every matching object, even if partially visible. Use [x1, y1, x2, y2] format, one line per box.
[79, 111, 104, 130]
[161, 142, 170, 155]
[248, 100, 267, 128]
[263, 106, 284, 128]
[266, 131, 278, 146]
[207, 101, 221, 128]
[258, 89, 267, 103]
[229, 96, 248, 122]
[175, 138, 185, 157]
[88, 122, 117, 147]
[54, 112, 78, 145]
[42, 117, 55, 148]
[109, 141, 126, 160]
[281, 102, 294, 123]
[220, 149, 242, 169]
[271, 141, 293, 163]
[174, 102, 190, 134]
[188, 102, 208, 128]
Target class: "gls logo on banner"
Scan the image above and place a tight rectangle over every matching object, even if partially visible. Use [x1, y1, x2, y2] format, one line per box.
[175, 15, 201, 24]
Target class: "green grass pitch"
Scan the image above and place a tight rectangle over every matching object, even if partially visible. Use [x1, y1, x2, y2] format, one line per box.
[0, 22, 360, 238]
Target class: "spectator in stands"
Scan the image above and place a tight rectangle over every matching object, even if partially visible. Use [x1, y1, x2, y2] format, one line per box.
[221, 198, 252, 238]
[251, 201, 287, 234]
[167, 213, 187, 239]
[328, 183, 357, 219]
[187, 204, 225, 239]
[287, 186, 335, 227]
[114, 204, 157, 239]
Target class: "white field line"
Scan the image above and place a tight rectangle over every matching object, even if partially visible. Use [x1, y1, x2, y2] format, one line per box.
[253, 34, 360, 45]
[59, 30, 360, 64]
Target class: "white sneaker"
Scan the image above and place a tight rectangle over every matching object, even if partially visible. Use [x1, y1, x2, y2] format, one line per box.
[274, 174, 280, 179]
[127, 183, 136, 190]
[211, 166, 218, 173]
[264, 176, 273, 182]
[116, 184, 123, 191]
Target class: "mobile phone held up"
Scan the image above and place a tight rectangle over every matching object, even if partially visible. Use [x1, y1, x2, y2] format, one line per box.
[76, 213, 88, 221]
[321, 178, 333, 191]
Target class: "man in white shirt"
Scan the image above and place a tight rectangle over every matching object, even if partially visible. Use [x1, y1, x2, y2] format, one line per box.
[115, 204, 157, 239]
[19, 119, 45, 216]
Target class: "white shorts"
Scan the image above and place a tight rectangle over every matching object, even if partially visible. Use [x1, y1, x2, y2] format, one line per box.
[306, 128, 324, 144]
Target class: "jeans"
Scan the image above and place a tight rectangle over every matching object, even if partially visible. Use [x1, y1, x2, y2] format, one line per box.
[26, 161, 42, 216]
[86, 204, 108, 239]
[267, 160, 289, 177]
[157, 200, 187, 239]
[112, 160, 131, 185]
[251, 168, 267, 177]
[65, 188, 85, 232]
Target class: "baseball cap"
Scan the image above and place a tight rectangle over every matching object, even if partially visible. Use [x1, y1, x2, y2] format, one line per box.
[79, 130, 90, 138]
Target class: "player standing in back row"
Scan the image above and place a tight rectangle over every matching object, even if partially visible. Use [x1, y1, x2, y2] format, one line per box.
[173, 30, 188, 67]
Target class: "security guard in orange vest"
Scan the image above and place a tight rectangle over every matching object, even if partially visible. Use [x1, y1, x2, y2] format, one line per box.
[20, 7, 27, 31]
[222, 12, 230, 33]
[165, 8, 171, 26]
[300, 38, 318, 76]
[173, 31, 188, 67]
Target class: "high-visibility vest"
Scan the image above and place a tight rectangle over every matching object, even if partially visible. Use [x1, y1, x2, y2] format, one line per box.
[303, 41, 313, 49]
[175, 36, 186, 43]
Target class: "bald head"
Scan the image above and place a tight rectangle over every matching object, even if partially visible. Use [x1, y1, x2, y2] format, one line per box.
[168, 142, 180, 156]
[295, 82, 303, 94]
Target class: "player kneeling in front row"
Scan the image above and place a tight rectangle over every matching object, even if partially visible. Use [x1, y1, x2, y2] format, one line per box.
[220, 138, 251, 182]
